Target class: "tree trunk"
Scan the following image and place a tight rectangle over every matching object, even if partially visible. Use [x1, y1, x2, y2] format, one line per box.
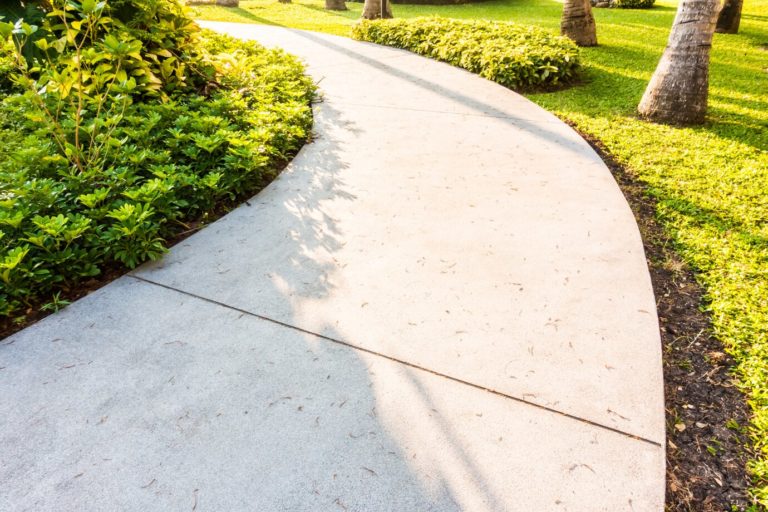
[215, 0, 239, 5]
[325, 0, 347, 10]
[637, 0, 721, 124]
[716, 0, 742, 33]
[361, 0, 392, 19]
[560, 0, 597, 47]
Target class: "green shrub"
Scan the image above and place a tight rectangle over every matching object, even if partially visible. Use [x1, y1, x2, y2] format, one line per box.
[4, 0, 215, 98]
[0, 39, 14, 93]
[352, 17, 581, 90]
[0, 3, 314, 318]
[612, 0, 655, 8]
[0, 2, 48, 66]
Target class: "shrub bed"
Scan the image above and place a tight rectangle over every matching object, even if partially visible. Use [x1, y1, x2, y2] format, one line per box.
[351, 17, 580, 90]
[0, 1, 314, 320]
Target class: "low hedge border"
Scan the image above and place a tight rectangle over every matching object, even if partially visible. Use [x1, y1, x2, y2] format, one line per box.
[352, 17, 581, 90]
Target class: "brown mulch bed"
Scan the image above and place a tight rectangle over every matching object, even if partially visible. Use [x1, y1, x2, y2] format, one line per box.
[577, 128, 754, 511]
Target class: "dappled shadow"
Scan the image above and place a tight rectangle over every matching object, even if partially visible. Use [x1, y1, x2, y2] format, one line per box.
[399, 366, 507, 511]
[286, 29, 601, 159]
[124, 95, 515, 508]
[0, 100, 496, 510]
[574, 27, 768, 154]
[209, 98, 511, 509]
[742, 13, 768, 22]
[213, 7, 285, 25]
[706, 111, 768, 153]
[301, 3, 359, 19]
[129, 23, 664, 507]
[653, 191, 768, 254]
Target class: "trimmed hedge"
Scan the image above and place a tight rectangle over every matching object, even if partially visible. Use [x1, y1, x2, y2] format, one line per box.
[352, 17, 581, 90]
[0, 3, 314, 319]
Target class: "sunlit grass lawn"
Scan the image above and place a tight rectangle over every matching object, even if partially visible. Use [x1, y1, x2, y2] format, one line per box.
[192, 0, 768, 504]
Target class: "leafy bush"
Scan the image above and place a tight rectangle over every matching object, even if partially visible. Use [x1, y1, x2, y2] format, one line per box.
[0, 3, 314, 318]
[352, 17, 581, 90]
[612, 0, 655, 8]
[0, 39, 14, 93]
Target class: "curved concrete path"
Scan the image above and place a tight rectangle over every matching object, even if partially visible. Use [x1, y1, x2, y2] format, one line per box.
[0, 24, 664, 511]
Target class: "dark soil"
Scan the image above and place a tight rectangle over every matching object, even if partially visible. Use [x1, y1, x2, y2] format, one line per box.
[576, 127, 755, 511]
[0, 264, 126, 341]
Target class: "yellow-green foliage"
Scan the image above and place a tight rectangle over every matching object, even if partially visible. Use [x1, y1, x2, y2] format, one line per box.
[353, 17, 580, 90]
[0, 2, 314, 319]
[0, 39, 13, 92]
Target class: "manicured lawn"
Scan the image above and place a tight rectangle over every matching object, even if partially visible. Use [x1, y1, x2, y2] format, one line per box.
[192, 0, 768, 504]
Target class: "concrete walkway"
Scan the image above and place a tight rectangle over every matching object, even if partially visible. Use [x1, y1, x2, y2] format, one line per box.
[0, 24, 664, 511]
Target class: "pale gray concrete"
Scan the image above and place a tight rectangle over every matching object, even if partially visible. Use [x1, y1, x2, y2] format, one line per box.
[143, 23, 664, 442]
[1, 278, 661, 511]
[1, 24, 665, 511]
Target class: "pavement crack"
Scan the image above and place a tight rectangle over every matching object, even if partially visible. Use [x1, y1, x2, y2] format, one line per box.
[128, 273, 662, 448]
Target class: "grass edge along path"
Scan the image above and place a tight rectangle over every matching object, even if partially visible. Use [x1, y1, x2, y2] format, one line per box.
[191, 0, 768, 508]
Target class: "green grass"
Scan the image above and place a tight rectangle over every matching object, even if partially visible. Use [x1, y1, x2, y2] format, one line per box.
[191, 0, 768, 505]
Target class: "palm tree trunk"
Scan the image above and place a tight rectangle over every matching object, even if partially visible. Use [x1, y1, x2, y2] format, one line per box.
[638, 0, 721, 124]
[325, 0, 347, 9]
[361, 0, 392, 19]
[716, 0, 742, 33]
[560, 0, 597, 47]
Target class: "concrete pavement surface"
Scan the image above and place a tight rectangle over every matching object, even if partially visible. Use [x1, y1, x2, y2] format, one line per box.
[0, 24, 665, 511]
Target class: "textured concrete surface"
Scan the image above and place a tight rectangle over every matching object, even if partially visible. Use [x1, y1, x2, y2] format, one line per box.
[141, 23, 664, 442]
[1, 24, 665, 511]
[1, 278, 661, 511]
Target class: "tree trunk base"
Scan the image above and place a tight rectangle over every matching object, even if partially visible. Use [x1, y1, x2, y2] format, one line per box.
[361, 8, 393, 18]
[715, 0, 742, 33]
[561, 0, 598, 47]
[637, 0, 720, 125]
[637, 107, 706, 126]
[326, 0, 348, 9]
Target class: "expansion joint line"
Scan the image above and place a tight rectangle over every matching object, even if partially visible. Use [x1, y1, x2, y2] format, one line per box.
[129, 274, 662, 448]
